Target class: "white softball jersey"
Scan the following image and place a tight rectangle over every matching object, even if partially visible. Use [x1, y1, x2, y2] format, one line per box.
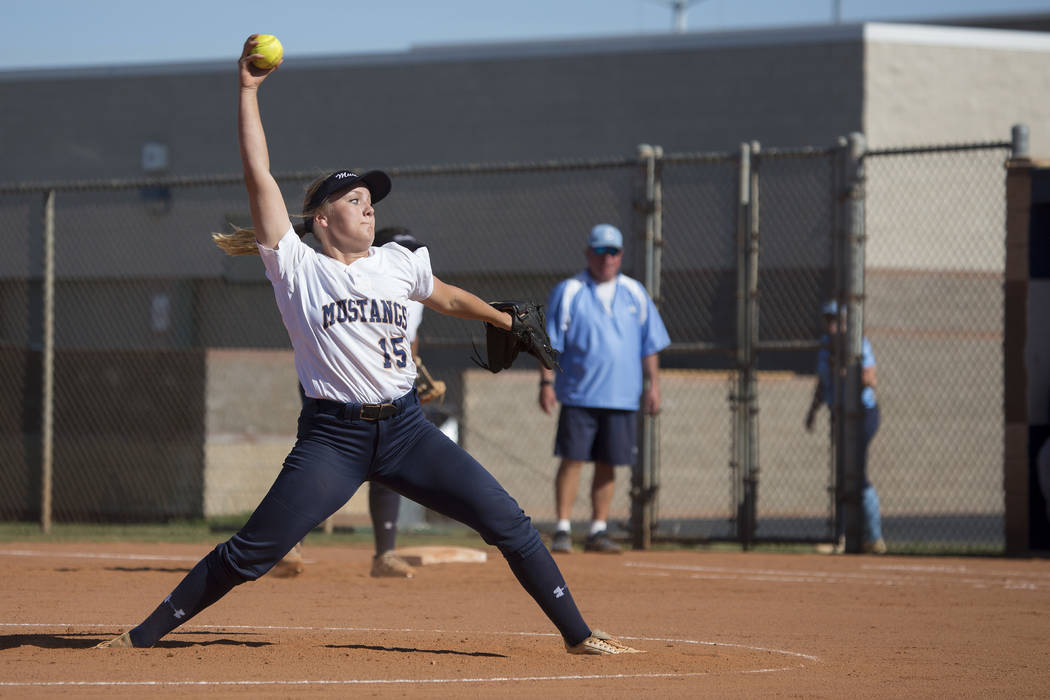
[259, 226, 434, 404]
[405, 300, 424, 345]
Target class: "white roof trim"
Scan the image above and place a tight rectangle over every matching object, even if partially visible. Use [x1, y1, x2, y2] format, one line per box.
[864, 22, 1050, 51]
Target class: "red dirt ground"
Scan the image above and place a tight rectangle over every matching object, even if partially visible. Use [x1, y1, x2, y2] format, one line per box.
[0, 541, 1047, 698]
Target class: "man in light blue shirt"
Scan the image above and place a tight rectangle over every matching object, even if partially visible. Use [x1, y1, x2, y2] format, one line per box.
[805, 300, 884, 554]
[538, 224, 670, 554]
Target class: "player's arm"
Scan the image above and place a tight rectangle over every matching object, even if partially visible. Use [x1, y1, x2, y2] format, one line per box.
[860, 337, 877, 390]
[238, 35, 290, 250]
[423, 277, 512, 330]
[538, 365, 556, 414]
[861, 364, 877, 390]
[537, 285, 562, 413]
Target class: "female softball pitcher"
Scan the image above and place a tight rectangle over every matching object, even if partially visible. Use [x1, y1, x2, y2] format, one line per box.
[97, 35, 639, 656]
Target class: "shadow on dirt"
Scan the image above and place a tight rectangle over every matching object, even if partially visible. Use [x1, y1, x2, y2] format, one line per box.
[0, 632, 273, 650]
[326, 642, 506, 658]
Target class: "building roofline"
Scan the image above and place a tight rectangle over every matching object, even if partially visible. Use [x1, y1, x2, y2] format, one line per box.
[1, 19, 1047, 83]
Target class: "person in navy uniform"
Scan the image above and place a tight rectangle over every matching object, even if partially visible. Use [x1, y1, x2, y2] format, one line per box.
[96, 35, 641, 657]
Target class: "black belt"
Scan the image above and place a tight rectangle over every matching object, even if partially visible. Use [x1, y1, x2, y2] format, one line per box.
[311, 390, 416, 421]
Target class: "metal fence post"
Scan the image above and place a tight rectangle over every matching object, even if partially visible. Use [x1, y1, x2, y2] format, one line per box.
[828, 137, 848, 540]
[842, 132, 867, 554]
[648, 145, 664, 547]
[745, 141, 760, 549]
[1004, 123, 1033, 554]
[631, 143, 663, 550]
[1011, 123, 1030, 159]
[732, 142, 760, 549]
[40, 190, 55, 534]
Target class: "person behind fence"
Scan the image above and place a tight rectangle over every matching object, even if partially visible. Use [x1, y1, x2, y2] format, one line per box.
[365, 226, 447, 578]
[94, 35, 641, 656]
[804, 300, 885, 555]
[271, 227, 444, 581]
[538, 224, 670, 554]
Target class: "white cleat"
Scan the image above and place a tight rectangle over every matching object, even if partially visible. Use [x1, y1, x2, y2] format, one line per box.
[95, 631, 134, 649]
[566, 629, 643, 655]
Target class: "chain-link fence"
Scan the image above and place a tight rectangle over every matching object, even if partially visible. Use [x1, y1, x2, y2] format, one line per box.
[0, 134, 1015, 553]
[863, 143, 1010, 552]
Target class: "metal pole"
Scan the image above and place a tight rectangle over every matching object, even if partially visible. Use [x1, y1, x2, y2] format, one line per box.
[647, 145, 664, 543]
[743, 141, 761, 549]
[732, 142, 753, 548]
[40, 190, 55, 534]
[1011, 123, 1030, 159]
[651, 145, 664, 306]
[671, 0, 685, 33]
[632, 143, 661, 550]
[842, 132, 867, 554]
[829, 136, 848, 540]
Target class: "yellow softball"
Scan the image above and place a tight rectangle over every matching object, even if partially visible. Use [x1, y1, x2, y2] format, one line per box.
[252, 34, 283, 69]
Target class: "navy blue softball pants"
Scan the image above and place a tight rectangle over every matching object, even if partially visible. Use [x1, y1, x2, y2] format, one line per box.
[126, 390, 590, 647]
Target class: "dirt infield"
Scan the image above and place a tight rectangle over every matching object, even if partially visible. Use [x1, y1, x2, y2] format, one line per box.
[1, 542, 1047, 698]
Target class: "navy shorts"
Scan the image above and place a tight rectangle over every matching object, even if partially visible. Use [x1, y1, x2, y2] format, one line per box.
[554, 405, 638, 466]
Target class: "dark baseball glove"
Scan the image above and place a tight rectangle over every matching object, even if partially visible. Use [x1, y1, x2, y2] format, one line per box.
[472, 301, 559, 373]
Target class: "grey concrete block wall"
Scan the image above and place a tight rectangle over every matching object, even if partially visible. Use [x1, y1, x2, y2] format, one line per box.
[203, 349, 298, 517]
[1, 23, 1043, 188]
[1, 26, 866, 184]
[462, 368, 830, 529]
[203, 348, 371, 520]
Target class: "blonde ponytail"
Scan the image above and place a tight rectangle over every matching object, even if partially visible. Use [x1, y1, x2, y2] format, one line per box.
[212, 174, 328, 256]
[211, 221, 314, 256]
[212, 227, 262, 256]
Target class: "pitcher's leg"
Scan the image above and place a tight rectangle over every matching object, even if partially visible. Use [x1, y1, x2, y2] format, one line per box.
[506, 546, 591, 647]
[379, 417, 590, 644]
[122, 439, 363, 647]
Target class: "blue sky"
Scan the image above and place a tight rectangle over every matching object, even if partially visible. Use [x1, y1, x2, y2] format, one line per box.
[3, 0, 1048, 71]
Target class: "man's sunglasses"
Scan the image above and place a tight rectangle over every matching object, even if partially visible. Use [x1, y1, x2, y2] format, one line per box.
[591, 247, 622, 256]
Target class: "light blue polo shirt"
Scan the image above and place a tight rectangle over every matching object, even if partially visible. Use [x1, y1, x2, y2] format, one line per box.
[817, 334, 877, 409]
[546, 271, 670, 411]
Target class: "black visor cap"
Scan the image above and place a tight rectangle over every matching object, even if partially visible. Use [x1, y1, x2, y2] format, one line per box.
[303, 169, 391, 232]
